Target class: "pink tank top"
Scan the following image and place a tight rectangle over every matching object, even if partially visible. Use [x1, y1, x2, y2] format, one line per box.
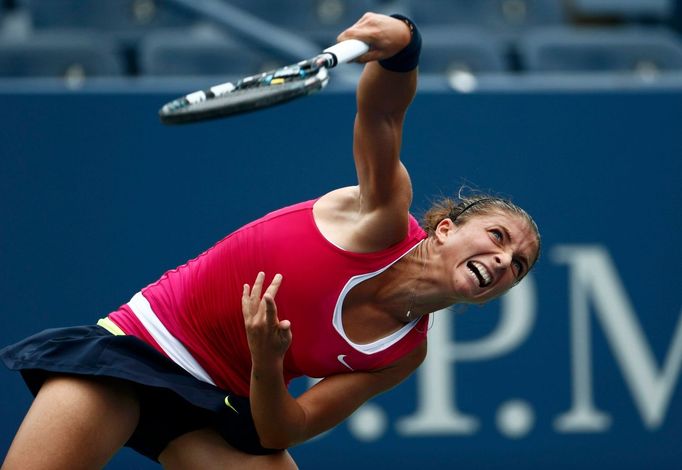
[108, 199, 429, 396]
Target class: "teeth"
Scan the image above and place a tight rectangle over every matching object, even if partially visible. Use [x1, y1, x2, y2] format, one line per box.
[468, 261, 492, 287]
[473, 261, 491, 286]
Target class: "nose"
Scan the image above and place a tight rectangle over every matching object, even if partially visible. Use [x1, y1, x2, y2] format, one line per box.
[494, 251, 512, 268]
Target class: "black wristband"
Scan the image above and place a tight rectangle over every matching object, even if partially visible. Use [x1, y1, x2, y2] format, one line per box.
[379, 14, 422, 72]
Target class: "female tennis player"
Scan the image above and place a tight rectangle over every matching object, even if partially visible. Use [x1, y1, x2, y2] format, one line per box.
[1, 12, 540, 470]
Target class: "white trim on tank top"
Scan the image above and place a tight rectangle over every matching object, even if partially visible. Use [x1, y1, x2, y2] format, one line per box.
[332, 241, 423, 354]
[127, 291, 216, 386]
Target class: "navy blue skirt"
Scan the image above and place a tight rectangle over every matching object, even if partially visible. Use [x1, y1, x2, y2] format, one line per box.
[0, 325, 277, 461]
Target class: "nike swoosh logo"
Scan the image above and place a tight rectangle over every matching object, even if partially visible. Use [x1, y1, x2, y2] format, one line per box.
[224, 395, 239, 414]
[337, 354, 354, 371]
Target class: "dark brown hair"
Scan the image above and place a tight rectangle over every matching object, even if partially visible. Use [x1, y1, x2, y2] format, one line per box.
[422, 190, 541, 268]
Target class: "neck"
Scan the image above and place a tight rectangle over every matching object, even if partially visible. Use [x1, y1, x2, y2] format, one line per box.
[397, 238, 461, 321]
[380, 240, 435, 323]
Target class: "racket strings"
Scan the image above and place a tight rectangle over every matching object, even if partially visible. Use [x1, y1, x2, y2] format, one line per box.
[161, 59, 322, 114]
[159, 53, 333, 123]
[234, 55, 328, 91]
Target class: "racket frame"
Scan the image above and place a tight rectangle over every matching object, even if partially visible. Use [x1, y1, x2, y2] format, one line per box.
[159, 40, 369, 124]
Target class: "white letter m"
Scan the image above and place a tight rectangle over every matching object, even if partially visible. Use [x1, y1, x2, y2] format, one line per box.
[554, 245, 682, 430]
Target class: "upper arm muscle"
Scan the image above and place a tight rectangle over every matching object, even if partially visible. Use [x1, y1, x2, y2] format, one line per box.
[353, 63, 415, 213]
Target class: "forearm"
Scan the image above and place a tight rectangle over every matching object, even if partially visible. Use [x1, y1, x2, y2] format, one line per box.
[348, 13, 420, 206]
[357, 62, 417, 119]
[356, 13, 419, 119]
[241, 274, 303, 449]
[249, 358, 306, 449]
[337, 12, 419, 120]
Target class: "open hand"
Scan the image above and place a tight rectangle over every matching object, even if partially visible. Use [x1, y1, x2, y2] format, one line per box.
[242, 272, 292, 363]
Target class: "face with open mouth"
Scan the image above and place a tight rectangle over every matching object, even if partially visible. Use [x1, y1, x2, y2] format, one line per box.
[466, 260, 493, 288]
[434, 212, 539, 303]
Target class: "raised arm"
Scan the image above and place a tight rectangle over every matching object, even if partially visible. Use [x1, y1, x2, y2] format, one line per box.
[330, 13, 421, 248]
[341, 13, 417, 195]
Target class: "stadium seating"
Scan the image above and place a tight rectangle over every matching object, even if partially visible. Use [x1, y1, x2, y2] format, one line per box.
[224, 0, 374, 30]
[224, 0, 375, 44]
[139, 27, 282, 77]
[420, 27, 507, 74]
[518, 26, 682, 73]
[568, 0, 675, 21]
[2, 0, 682, 81]
[406, 0, 567, 31]
[0, 31, 125, 78]
[16, 0, 198, 39]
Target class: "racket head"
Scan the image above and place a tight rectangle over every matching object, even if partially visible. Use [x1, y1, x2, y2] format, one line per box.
[159, 59, 329, 125]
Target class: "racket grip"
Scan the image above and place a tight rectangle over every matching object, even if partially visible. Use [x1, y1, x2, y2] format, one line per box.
[323, 40, 369, 66]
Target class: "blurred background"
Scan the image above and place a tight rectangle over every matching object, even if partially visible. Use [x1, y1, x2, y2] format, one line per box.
[1, 1, 681, 469]
[0, 0, 681, 88]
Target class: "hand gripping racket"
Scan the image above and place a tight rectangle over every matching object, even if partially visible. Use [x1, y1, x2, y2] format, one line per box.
[159, 39, 369, 125]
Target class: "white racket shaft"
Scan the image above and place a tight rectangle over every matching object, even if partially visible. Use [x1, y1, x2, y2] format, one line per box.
[323, 39, 369, 66]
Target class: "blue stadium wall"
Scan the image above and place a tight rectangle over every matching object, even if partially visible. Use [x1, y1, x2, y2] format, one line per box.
[1, 88, 680, 469]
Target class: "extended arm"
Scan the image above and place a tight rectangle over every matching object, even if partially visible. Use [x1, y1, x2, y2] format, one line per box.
[347, 14, 416, 198]
[330, 13, 420, 249]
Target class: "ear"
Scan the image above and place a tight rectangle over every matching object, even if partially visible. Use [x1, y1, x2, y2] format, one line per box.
[434, 218, 455, 243]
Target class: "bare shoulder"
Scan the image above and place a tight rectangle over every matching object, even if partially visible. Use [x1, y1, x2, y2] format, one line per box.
[315, 186, 361, 217]
[312, 186, 361, 251]
[312, 186, 364, 251]
[313, 186, 411, 252]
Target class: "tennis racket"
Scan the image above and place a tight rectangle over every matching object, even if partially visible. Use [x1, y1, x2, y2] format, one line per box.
[159, 39, 369, 125]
